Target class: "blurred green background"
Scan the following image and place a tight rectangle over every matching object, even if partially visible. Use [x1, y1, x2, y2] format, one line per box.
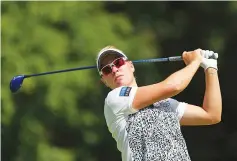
[1, 1, 237, 161]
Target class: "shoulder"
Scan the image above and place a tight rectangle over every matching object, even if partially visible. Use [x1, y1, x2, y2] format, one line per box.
[106, 86, 137, 105]
[105, 86, 138, 114]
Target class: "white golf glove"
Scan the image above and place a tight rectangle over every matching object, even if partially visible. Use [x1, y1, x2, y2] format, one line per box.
[200, 50, 218, 70]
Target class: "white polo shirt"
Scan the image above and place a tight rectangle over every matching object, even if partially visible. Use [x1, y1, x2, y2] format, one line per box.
[104, 86, 190, 161]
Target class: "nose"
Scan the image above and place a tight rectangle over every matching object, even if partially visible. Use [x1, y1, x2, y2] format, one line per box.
[111, 65, 118, 73]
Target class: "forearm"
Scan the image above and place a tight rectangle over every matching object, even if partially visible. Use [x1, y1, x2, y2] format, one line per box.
[133, 60, 200, 110]
[165, 60, 200, 92]
[203, 68, 222, 122]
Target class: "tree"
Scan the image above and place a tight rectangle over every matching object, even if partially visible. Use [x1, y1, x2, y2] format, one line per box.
[1, 2, 157, 161]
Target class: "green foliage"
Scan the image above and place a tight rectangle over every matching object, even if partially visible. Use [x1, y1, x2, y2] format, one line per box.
[2, 1, 156, 161]
[2, 1, 237, 161]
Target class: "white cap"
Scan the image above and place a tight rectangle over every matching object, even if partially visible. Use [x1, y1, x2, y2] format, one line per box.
[96, 47, 128, 73]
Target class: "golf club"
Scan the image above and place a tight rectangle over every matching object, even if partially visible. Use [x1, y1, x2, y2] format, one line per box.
[9, 56, 182, 93]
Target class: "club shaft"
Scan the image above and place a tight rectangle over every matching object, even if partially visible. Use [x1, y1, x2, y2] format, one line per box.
[132, 56, 182, 63]
[24, 56, 182, 78]
[25, 65, 97, 78]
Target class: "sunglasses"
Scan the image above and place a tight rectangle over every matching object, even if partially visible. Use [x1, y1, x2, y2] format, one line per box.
[100, 57, 127, 76]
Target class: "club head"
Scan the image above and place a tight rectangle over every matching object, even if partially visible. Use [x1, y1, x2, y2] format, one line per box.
[10, 75, 25, 93]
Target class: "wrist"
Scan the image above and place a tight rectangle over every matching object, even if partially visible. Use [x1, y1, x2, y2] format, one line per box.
[205, 68, 218, 74]
[190, 60, 201, 67]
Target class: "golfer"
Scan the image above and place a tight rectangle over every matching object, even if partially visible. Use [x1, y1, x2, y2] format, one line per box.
[96, 46, 222, 161]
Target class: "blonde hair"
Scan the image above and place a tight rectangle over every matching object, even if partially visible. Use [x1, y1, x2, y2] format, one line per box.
[100, 45, 117, 51]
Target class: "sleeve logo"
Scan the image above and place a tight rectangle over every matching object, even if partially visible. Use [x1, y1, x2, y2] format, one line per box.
[119, 87, 132, 96]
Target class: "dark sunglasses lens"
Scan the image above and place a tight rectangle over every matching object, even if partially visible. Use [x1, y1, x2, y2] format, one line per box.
[101, 58, 125, 76]
[102, 66, 112, 75]
[114, 58, 125, 68]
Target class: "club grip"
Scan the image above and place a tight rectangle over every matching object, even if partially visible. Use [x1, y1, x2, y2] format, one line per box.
[168, 56, 183, 61]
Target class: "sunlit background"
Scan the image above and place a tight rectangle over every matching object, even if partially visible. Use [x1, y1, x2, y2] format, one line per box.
[2, 1, 237, 161]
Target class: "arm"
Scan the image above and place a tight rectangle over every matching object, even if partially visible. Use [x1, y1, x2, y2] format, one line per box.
[180, 50, 222, 125]
[180, 68, 222, 125]
[132, 49, 202, 110]
[203, 68, 222, 122]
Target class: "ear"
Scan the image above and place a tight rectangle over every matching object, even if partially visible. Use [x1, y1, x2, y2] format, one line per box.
[129, 61, 135, 72]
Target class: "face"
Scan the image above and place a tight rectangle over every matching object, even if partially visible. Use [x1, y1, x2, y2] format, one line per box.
[100, 54, 135, 89]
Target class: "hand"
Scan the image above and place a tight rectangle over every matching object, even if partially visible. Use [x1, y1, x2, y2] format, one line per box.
[200, 50, 218, 70]
[201, 50, 218, 59]
[182, 49, 203, 66]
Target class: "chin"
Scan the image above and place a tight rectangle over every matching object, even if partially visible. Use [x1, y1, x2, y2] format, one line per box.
[116, 81, 128, 87]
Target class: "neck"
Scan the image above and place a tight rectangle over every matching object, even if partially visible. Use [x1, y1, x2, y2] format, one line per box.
[128, 78, 138, 87]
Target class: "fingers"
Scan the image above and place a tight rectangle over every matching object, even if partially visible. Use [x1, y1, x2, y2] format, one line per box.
[182, 49, 202, 65]
[195, 48, 202, 54]
[213, 52, 218, 59]
[182, 49, 218, 67]
[201, 50, 218, 60]
[200, 49, 218, 71]
[182, 51, 192, 66]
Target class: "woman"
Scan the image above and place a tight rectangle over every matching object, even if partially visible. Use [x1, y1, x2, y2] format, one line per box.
[97, 46, 222, 161]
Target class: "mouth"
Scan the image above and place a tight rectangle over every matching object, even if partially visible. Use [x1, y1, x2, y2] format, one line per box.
[114, 75, 123, 82]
